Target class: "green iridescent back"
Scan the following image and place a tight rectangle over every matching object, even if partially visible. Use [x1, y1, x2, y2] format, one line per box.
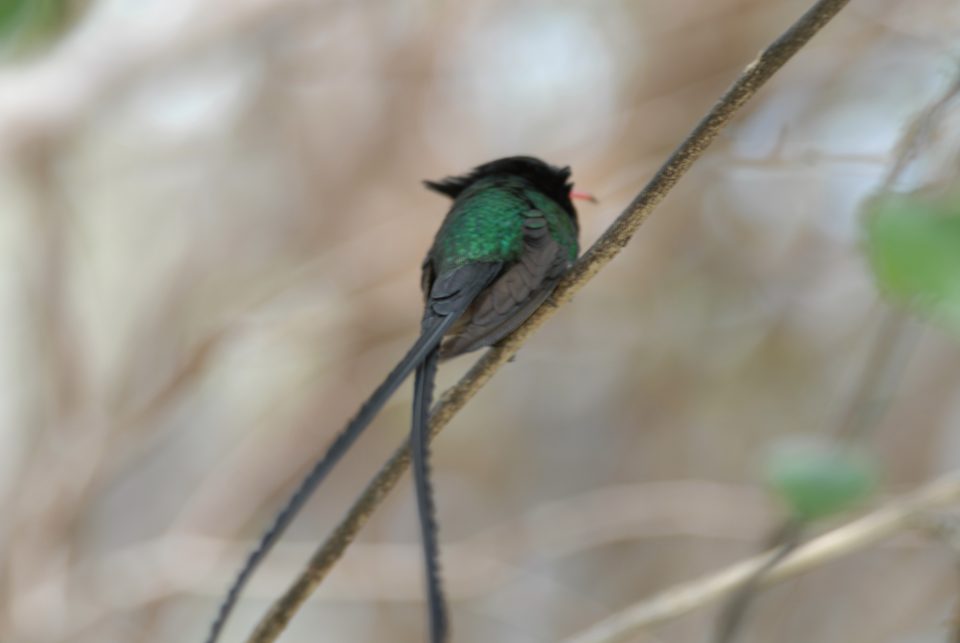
[428, 175, 579, 275]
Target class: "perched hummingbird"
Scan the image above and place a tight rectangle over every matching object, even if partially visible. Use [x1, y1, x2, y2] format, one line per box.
[206, 156, 587, 643]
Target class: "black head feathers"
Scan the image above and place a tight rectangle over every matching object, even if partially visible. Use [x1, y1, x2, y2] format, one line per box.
[424, 156, 576, 219]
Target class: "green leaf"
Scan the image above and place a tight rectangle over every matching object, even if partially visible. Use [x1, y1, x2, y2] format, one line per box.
[865, 192, 960, 333]
[763, 437, 877, 522]
[0, 0, 70, 58]
[0, 0, 30, 35]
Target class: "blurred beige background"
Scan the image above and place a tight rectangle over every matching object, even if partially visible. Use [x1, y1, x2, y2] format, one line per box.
[1, 1, 960, 642]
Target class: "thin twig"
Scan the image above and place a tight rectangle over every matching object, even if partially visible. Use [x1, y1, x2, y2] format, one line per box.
[708, 53, 960, 643]
[712, 523, 803, 643]
[709, 307, 917, 643]
[574, 73, 960, 641]
[563, 471, 960, 643]
[833, 72, 960, 444]
[244, 1, 853, 641]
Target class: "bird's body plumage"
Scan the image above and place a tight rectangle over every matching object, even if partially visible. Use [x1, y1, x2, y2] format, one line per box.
[206, 156, 581, 643]
[424, 165, 579, 357]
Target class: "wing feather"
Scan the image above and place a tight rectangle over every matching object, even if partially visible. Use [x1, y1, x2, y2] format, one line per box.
[440, 211, 570, 358]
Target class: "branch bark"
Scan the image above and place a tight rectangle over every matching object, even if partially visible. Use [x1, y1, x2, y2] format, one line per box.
[246, 1, 854, 641]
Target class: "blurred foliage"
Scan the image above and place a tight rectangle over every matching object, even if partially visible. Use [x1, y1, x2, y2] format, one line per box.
[866, 191, 960, 335]
[0, 0, 73, 58]
[764, 437, 877, 522]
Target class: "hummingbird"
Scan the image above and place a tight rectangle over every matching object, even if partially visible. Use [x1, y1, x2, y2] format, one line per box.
[206, 156, 588, 643]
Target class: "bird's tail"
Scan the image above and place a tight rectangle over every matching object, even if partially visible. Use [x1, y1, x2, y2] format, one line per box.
[205, 315, 455, 643]
[411, 347, 447, 642]
[206, 261, 503, 643]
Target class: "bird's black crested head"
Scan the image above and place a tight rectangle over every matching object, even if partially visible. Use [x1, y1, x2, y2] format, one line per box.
[424, 155, 577, 219]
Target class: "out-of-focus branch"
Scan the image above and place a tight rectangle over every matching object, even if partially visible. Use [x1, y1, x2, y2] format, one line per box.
[835, 71, 960, 443]
[17, 482, 770, 640]
[26, 476, 948, 642]
[244, 1, 854, 641]
[563, 471, 960, 643]
[710, 66, 960, 641]
[0, 0, 318, 156]
[709, 58, 960, 643]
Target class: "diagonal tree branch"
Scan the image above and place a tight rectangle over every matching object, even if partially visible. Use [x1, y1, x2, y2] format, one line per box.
[245, 1, 853, 641]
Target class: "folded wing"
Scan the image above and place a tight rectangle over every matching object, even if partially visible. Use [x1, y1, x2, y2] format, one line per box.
[439, 212, 570, 358]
